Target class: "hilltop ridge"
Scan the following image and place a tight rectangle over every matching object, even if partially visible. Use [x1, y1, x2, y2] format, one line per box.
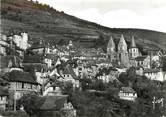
[1, 0, 166, 52]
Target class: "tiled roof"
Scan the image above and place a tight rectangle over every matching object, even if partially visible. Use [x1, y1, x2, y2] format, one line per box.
[45, 54, 59, 60]
[23, 54, 44, 63]
[0, 77, 9, 85]
[7, 70, 38, 84]
[135, 66, 144, 70]
[121, 87, 136, 93]
[50, 80, 62, 87]
[135, 56, 147, 61]
[130, 36, 137, 48]
[144, 69, 160, 73]
[23, 63, 47, 72]
[39, 95, 67, 111]
[62, 65, 78, 79]
[109, 67, 118, 71]
[28, 41, 45, 50]
[62, 67, 70, 75]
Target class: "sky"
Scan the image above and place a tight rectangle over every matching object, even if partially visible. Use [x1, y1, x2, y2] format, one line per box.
[35, 0, 166, 32]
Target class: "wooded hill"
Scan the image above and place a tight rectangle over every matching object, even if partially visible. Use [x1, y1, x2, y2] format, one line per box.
[1, 0, 166, 52]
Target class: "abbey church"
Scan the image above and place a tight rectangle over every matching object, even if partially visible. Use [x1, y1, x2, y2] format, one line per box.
[107, 34, 141, 67]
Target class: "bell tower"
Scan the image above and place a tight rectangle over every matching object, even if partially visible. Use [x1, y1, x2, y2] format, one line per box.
[107, 36, 116, 62]
[118, 34, 130, 67]
[129, 36, 139, 58]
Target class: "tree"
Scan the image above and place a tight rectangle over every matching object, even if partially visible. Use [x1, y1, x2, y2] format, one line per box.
[118, 72, 129, 86]
[18, 93, 44, 116]
[162, 57, 166, 71]
[61, 81, 73, 95]
[67, 59, 78, 68]
[1, 10, 7, 15]
[80, 77, 92, 91]
[91, 79, 106, 91]
[94, 33, 106, 48]
[151, 60, 160, 69]
[126, 67, 136, 78]
[105, 87, 119, 101]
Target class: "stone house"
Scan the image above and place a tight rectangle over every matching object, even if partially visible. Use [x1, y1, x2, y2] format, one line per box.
[135, 55, 151, 69]
[119, 87, 137, 101]
[97, 67, 119, 83]
[5, 70, 41, 109]
[144, 69, 166, 82]
[44, 54, 59, 68]
[59, 65, 80, 88]
[0, 87, 8, 110]
[43, 80, 63, 96]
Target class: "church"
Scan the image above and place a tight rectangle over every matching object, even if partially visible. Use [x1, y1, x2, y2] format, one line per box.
[107, 34, 141, 68]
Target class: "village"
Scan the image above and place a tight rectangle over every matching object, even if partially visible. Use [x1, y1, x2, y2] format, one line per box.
[0, 32, 166, 117]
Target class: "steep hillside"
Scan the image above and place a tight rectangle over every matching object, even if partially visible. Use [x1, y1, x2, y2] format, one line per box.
[1, 0, 166, 52]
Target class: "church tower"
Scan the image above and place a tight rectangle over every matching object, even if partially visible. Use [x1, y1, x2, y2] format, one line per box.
[69, 40, 73, 47]
[118, 35, 130, 67]
[129, 36, 139, 58]
[67, 40, 74, 50]
[107, 36, 116, 62]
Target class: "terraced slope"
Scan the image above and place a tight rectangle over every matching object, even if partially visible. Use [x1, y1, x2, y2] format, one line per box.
[1, 0, 166, 52]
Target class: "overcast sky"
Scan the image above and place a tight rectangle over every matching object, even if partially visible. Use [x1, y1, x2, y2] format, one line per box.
[36, 0, 166, 32]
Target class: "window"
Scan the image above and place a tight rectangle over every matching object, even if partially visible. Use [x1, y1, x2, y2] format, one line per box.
[22, 83, 24, 88]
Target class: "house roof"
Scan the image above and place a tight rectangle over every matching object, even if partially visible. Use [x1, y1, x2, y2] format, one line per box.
[144, 69, 160, 73]
[62, 67, 70, 75]
[62, 65, 78, 80]
[45, 54, 59, 60]
[130, 36, 137, 48]
[23, 63, 47, 72]
[109, 67, 118, 71]
[0, 77, 9, 85]
[135, 56, 147, 61]
[50, 80, 62, 87]
[135, 66, 144, 70]
[39, 95, 67, 111]
[7, 70, 38, 84]
[28, 41, 45, 50]
[0, 86, 8, 96]
[23, 54, 44, 63]
[121, 87, 136, 93]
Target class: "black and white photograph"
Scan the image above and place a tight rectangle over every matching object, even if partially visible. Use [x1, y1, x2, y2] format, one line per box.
[0, 0, 166, 117]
